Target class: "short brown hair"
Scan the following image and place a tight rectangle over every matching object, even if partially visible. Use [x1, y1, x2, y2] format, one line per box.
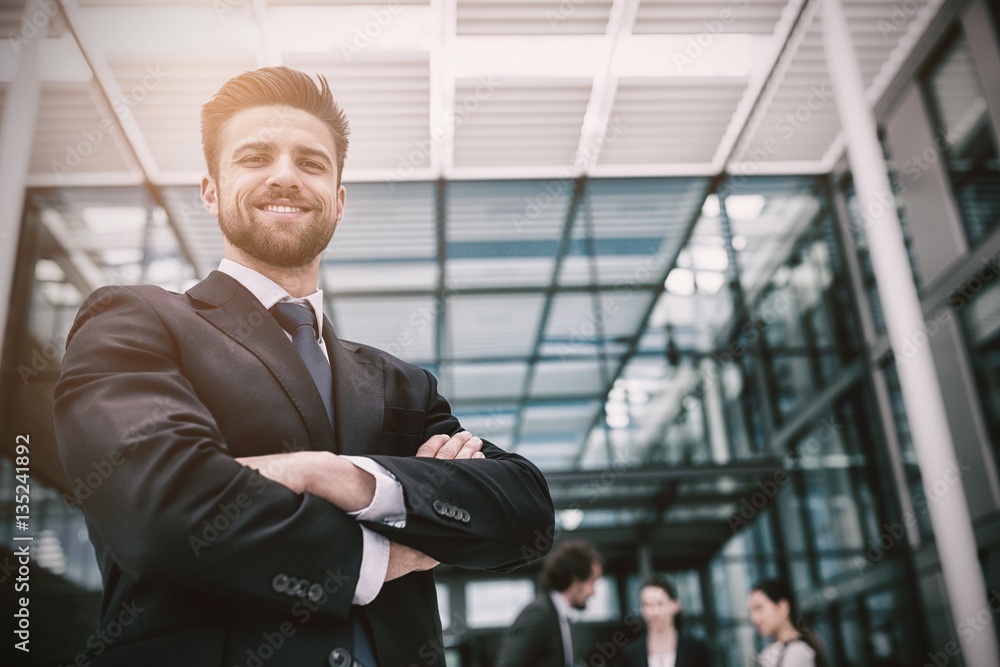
[200, 66, 350, 184]
[539, 540, 601, 593]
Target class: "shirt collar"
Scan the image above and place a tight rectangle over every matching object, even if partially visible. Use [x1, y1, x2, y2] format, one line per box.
[217, 258, 326, 333]
[549, 590, 573, 622]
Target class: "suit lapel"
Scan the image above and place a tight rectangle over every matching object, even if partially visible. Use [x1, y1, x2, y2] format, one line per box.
[187, 271, 335, 452]
[323, 319, 384, 456]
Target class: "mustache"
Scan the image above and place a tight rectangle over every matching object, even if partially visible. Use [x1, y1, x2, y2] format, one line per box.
[251, 191, 317, 208]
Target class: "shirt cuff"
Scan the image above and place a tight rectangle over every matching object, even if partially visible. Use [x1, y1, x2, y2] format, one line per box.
[342, 456, 407, 528]
[352, 526, 389, 606]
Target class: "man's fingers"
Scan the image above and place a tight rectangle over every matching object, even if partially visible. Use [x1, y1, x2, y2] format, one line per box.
[434, 431, 473, 460]
[454, 436, 484, 460]
[415, 434, 450, 458]
[416, 432, 487, 460]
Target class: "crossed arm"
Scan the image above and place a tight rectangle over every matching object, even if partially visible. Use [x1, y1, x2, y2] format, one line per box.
[234, 431, 486, 582]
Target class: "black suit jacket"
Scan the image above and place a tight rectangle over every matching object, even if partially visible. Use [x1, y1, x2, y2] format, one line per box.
[54, 271, 554, 667]
[495, 593, 567, 667]
[620, 632, 710, 667]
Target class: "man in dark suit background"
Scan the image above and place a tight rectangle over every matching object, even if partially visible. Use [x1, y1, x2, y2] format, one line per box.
[53, 66, 554, 667]
[495, 540, 603, 667]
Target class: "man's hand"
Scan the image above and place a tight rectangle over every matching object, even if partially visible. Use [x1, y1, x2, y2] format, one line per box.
[385, 541, 439, 582]
[416, 431, 486, 460]
[235, 451, 375, 512]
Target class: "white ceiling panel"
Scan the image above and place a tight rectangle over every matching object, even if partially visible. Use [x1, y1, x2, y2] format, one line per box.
[457, 0, 614, 35]
[31, 82, 137, 177]
[600, 78, 747, 165]
[633, 0, 792, 35]
[453, 78, 592, 167]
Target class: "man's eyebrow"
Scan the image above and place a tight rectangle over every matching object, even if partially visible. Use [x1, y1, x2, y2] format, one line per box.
[230, 140, 333, 164]
[296, 145, 333, 164]
[231, 140, 274, 155]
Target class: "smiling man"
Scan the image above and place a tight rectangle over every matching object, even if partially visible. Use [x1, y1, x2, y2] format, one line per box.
[54, 66, 554, 667]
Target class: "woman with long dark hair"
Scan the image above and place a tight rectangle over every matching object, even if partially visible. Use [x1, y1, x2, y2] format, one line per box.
[621, 577, 709, 667]
[748, 579, 829, 667]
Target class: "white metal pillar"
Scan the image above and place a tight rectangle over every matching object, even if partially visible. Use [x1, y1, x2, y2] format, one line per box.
[0, 0, 43, 356]
[823, 0, 1000, 664]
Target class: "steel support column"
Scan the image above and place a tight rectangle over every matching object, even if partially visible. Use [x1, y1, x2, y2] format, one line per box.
[0, 0, 43, 357]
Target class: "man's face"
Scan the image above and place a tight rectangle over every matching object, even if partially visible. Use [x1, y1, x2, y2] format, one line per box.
[564, 562, 602, 610]
[201, 104, 346, 269]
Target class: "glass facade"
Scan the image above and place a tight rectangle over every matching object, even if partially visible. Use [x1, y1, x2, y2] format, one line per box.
[2, 3, 1000, 667]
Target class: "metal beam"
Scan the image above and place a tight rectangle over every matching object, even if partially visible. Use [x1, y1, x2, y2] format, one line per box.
[0, 0, 43, 359]
[544, 459, 785, 485]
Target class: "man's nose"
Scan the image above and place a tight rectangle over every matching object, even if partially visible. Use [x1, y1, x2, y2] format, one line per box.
[265, 154, 302, 190]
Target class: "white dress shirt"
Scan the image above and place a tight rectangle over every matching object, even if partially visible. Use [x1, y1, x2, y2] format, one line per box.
[218, 258, 407, 605]
[550, 591, 575, 667]
[648, 652, 676, 667]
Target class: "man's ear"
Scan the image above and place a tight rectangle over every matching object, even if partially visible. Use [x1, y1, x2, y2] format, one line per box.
[201, 174, 219, 218]
[332, 183, 347, 231]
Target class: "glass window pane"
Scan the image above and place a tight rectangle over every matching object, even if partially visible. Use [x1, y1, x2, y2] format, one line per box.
[958, 277, 1000, 479]
[884, 362, 935, 540]
[464, 579, 534, 628]
[925, 34, 1000, 246]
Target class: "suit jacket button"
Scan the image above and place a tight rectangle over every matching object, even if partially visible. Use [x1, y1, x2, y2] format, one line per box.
[289, 578, 308, 597]
[271, 573, 290, 593]
[460, 510, 470, 523]
[307, 583, 325, 603]
[432, 500, 445, 514]
[329, 647, 353, 667]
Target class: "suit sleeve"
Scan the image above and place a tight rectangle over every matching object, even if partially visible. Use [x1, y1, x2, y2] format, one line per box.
[365, 369, 555, 571]
[53, 286, 364, 619]
[495, 603, 551, 667]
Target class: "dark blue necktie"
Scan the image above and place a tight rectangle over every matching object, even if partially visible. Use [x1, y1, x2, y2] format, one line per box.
[270, 301, 378, 667]
[270, 301, 334, 427]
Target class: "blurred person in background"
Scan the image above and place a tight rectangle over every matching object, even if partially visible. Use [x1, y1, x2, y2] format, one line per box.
[496, 539, 603, 667]
[621, 577, 709, 667]
[748, 579, 829, 667]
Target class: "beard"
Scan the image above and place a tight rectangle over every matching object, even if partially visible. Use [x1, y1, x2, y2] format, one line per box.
[218, 188, 336, 269]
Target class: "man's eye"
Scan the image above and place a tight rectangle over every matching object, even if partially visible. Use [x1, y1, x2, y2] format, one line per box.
[301, 160, 326, 171]
[240, 155, 267, 164]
